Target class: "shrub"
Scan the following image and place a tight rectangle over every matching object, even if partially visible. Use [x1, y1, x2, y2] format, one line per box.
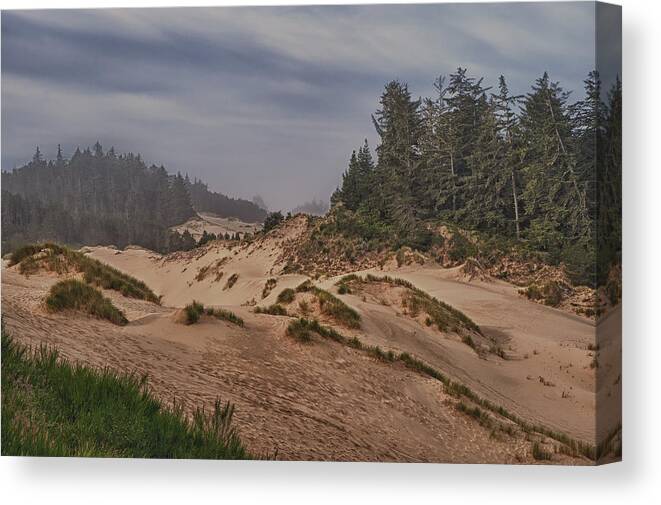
[295, 280, 314, 292]
[45, 279, 128, 326]
[448, 231, 478, 263]
[286, 319, 314, 343]
[314, 289, 361, 329]
[276, 288, 295, 304]
[184, 301, 205, 324]
[262, 211, 284, 233]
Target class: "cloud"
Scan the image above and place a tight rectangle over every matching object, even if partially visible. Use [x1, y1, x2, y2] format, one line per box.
[1, 3, 599, 209]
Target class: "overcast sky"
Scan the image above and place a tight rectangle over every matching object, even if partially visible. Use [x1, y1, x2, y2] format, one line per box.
[1, 2, 616, 210]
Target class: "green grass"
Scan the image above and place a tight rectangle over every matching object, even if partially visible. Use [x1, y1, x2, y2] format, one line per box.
[184, 301, 205, 325]
[348, 274, 480, 335]
[1, 328, 250, 458]
[45, 279, 128, 326]
[291, 280, 360, 328]
[205, 307, 245, 327]
[286, 319, 315, 343]
[10, 243, 159, 303]
[314, 288, 361, 329]
[254, 304, 288, 316]
[182, 301, 244, 327]
[276, 288, 296, 304]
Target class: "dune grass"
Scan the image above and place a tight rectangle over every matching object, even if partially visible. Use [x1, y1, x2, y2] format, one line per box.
[339, 273, 479, 335]
[183, 300, 205, 325]
[46, 279, 128, 326]
[10, 243, 159, 303]
[276, 288, 296, 304]
[254, 304, 288, 316]
[1, 328, 250, 459]
[182, 301, 244, 327]
[284, 315, 596, 461]
[205, 307, 245, 327]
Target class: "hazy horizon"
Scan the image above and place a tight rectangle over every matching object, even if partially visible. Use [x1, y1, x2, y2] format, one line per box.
[1, 2, 607, 210]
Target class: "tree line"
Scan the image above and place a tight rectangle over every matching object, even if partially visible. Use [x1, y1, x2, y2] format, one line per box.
[331, 69, 621, 286]
[1, 143, 265, 253]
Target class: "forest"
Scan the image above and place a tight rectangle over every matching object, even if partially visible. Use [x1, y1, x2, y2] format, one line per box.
[331, 69, 621, 287]
[1, 144, 266, 253]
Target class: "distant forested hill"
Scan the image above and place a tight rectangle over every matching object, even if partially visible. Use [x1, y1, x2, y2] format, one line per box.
[1, 143, 265, 253]
[188, 179, 266, 223]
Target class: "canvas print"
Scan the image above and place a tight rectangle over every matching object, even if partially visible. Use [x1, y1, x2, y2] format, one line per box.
[0, 2, 621, 464]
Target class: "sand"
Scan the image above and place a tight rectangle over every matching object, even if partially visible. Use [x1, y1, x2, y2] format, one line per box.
[171, 212, 261, 240]
[1, 223, 620, 462]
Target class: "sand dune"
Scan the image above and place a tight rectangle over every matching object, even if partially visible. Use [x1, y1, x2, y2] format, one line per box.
[171, 212, 261, 240]
[2, 264, 577, 463]
[1, 224, 620, 462]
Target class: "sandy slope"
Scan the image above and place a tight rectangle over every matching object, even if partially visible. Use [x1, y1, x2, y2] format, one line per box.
[1, 265, 570, 463]
[88, 217, 308, 308]
[171, 212, 261, 240]
[1, 224, 620, 461]
[319, 267, 604, 443]
[85, 238, 620, 447]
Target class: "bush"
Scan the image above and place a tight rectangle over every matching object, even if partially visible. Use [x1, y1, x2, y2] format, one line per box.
[262, 211, 284, 233]
[45, 279, 128, 326]
[276, 288, 295, 304]
[448, 231, 478, 263]
[1, 328, 250, 459]
[314, 289, 361, 329]
[184, 301, 205, 324]
[337, 283, 351, 295]
[286, 319, 314, 343]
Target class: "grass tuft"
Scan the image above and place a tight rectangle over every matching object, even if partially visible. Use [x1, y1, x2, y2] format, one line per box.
[276, 288, 296, 304]
[184, 301, 205, 325]
[1, 327, 251, 459]
[205, 307, 245, 327]
[254, 304, 288, 316]
[45, 279, 128, 326]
